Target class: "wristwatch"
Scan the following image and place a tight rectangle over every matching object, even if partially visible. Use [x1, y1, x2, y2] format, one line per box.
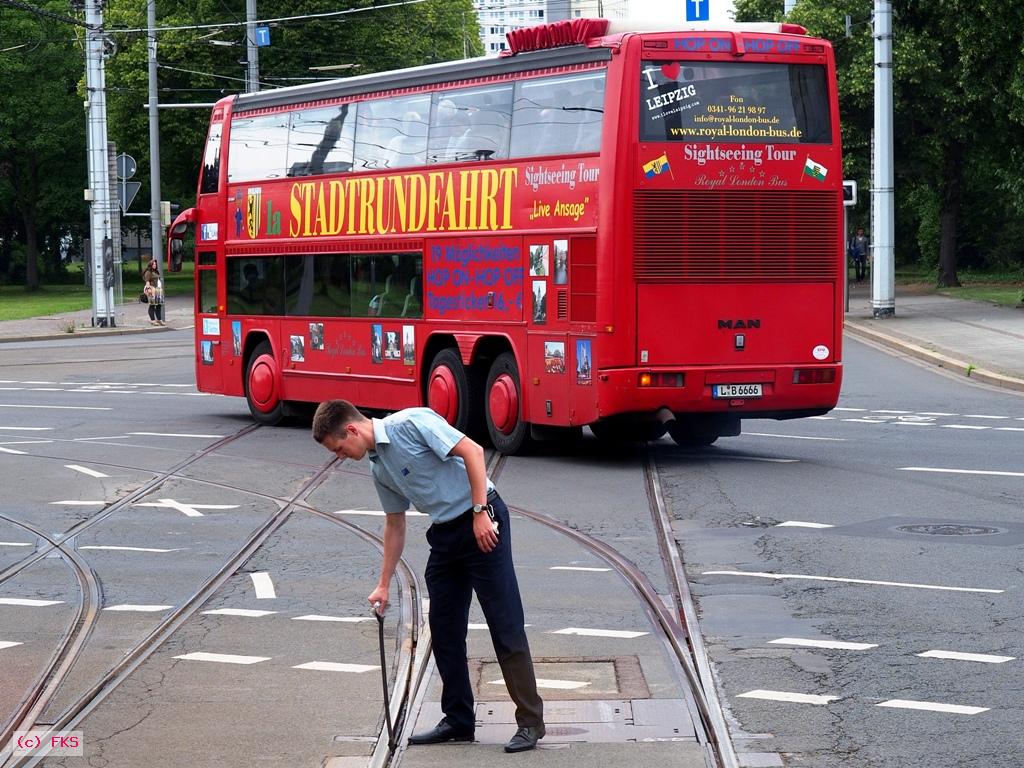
[472, 503, 487, 514]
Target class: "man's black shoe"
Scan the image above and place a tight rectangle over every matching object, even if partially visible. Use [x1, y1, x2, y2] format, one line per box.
[504, 724, 545, 753]
[408, 719, 474, 745]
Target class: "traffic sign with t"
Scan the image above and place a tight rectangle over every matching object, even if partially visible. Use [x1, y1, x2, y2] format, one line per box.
[686, 0, 710, 21]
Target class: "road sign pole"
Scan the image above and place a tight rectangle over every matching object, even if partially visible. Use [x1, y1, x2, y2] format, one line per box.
[147, 0, 164, 266]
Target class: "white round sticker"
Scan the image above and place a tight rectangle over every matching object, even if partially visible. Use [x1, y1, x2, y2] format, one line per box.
[812, 345, 830, 360]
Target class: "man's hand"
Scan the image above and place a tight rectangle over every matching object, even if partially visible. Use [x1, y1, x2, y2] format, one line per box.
[368, 586, 389, 615]
[473, 511, 498, 553]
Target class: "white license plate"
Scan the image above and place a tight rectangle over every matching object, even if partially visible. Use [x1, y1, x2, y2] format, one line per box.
[713, 383, 763, 399]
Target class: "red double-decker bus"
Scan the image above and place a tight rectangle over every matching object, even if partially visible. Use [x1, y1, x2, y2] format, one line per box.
[168, 17, 843, 453]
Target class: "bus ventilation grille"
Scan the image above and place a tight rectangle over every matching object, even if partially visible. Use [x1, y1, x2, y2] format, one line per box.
[633, 189, 839, 282]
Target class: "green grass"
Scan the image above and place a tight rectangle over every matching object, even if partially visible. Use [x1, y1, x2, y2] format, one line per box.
[885, 265, 1024, 308]
[0, 262, 194, 321]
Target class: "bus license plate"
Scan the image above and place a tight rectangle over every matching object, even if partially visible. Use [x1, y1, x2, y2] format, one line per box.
[713, 383, 763, 399]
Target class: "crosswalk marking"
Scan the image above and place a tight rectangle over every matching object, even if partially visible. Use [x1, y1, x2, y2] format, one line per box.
[174, 652, 270, 665]
[876, 699, 988, 715]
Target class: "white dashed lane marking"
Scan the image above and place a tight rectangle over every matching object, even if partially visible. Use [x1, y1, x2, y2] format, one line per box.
[769, 637, 878, 651]
[65, 464, 109, 478]
[917, 650, 1015, 664]
[738, 690, 838, 705]
[0, 641, 24, 650]
[876, 699, 988, 715]
[550, 566, 612, 572]
[202, 608, 277, 618]
[703, 570, 1004, 594]
[250, 572, 276, 599]
[293, 662, 379, 673]
[0, 541, 33, 547]
[174, 652, 270, 665]
[79, 545, 180, 553]
[900, 467, 1024, 478]
[102, 604, 172, 612]
[0, 598, 63, 606]
[552, 627, 648, 639]
[291, 614, 373, 623]
[775, 521, 834, 529]
[0, 427, 52, 431]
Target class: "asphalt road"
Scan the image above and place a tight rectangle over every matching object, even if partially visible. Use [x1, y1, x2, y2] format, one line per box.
[0, 329, 1021, 767]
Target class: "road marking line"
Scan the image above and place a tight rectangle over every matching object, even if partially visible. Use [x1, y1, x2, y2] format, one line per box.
[0, 447, 26, 455]
[0, 388, 24, 391]
[128, 432, 224, 438]
[103, 604, 172, 612]
[918, 412, 956, 416]
[550, 566, 612, 572]
[0, 541, 33, 547]
[894, 422, 934, 427]
[202, 608, 277, 617]
[738, 690, 838, 705]
[333, 508, 429, 517]
[702, 570, 1003, 594]
[73, 436, 130, 442]
[776, 521, 834, 529]
[900, 467, 1024, 478]
[79, 545, 179, 553]
[30, 388, 63, 392]
[0, 598, 63, 607]
[21, 381, 56, 385]
[65, 465, 109, 478]
[834, 407, 866, 412]
[942, 425, 989, 430]
[995, 427, 1024, 432]
[770, 637, 878, 651]
[808, 416, 835, 420]
[50, 501, 106, 506]
[488, 677, 590, 690]
[250, 572, 276, 599]
[291, 614, 373, 623]
[745, 432, 846, 442]
[962, 414, 1008, 420]
[713, 456, 800, 464]
[552, 627, 648, 639]
[293, 661, 379, 673]
[917, 650, 1015, 664]
[174, 652, 270, 665]
[0, 404, 112, 410]
[0, 641, 23, 650]
[0, 440, 52, 446]
[842, 418, 887, 424]
[134, 499, 239, 517]
[876, 699, 988, 715]
[873, 409, 912, 414]
[0, 427, 52, 430]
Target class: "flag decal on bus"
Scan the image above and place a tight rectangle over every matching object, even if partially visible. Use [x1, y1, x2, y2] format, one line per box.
[643, 153, 673, 179]
[246, 187, 262, 239]
[803, 157, 827, 182]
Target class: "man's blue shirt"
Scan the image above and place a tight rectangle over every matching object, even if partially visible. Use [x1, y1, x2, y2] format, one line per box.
[368, 408, 493, 523]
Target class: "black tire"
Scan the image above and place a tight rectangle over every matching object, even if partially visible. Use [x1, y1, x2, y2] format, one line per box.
[427, 348, 484, 438]
[667, 421, 719, 447]
[484, 352, 531, 454]
[244, 340, 286, 426]
[590, 419, 667, 444]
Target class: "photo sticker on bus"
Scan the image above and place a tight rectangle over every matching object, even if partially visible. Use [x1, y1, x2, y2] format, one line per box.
[200, 340, 214, 365]
[403, 326, 415, 366]
[384, 330, 400, 360]
[231, 321, 241, 357]
[544, 342, 565, 375]
[310, 323, 324, 351]
[371, 324, 383, 364]
[553, 240, 568, 285]
[529, 244, 548, 277]
[531, 281, 547, 325]
[290, 335, 305, 363]
[576, 340, 592, 386]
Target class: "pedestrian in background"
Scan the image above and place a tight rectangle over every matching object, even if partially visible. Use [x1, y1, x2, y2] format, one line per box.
[312, 400, 546, 753]
[849, 227, 869, 283]
[142, 257, 165, 325]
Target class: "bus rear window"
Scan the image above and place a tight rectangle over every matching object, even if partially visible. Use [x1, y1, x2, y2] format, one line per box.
[639, 62, 830, 144]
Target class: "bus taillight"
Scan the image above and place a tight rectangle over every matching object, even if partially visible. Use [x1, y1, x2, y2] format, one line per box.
[638, 372, 685, 388]
[793, 368, 836, 385]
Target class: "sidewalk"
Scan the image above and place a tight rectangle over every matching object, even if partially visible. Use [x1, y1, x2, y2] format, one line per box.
[2, 284, 1023, 393]
[844, 282, 1024, 393]
[0, 294, 194, 344]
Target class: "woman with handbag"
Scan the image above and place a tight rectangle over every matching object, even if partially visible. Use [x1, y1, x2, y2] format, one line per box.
[142, 258, 166, 326]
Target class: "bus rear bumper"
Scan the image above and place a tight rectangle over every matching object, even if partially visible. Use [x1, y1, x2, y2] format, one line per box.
[595, 364, 842, 419]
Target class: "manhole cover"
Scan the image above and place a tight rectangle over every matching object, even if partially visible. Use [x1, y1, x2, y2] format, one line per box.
[896, 524, 1001, 537]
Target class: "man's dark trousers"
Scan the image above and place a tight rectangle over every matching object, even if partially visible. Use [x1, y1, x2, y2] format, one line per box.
[424, 494, 544, 733]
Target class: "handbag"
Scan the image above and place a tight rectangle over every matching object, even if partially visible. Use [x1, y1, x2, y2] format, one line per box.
[139, 291, 149, 304]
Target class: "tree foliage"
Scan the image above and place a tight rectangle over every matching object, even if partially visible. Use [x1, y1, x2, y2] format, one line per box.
[736, 0, 1024, 285]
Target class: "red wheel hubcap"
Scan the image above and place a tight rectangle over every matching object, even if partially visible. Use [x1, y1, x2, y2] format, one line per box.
[428, 366, 458, 424]
[249, 355, 278, 412]
[488, 373, 518, 435]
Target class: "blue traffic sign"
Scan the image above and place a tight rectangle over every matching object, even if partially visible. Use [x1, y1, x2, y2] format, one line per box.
[255, 26, 270, 47]
[686, 0, 709, 21]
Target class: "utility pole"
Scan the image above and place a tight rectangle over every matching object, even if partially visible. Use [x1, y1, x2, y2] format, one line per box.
[147, 0, 164, 266]
[246, 0, 260, 92]
[784, 0, 797, 14]
[84, 0, 114, 326]
[871, 0, 895, 317]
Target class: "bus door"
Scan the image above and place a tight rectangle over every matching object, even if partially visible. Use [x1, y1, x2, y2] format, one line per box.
[194, 251, 224, 393]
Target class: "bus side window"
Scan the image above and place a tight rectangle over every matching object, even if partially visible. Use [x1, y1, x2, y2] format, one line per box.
[200, 124, 222, 194]
[227, 114, 289, 183]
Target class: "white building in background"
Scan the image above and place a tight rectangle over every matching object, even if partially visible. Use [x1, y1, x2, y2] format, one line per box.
[475, 0, 735, 55]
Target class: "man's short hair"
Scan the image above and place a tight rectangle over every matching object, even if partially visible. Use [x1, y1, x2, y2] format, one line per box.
[312, 399, 366, 443]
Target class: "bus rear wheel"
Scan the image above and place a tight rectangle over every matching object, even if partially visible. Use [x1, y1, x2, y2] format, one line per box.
[667, 422, 719, 447]
[427, 348, 483, 438]
[589, 418, 667, 444]
[245, 340, 286, 426]
[485, 352, 530, 454]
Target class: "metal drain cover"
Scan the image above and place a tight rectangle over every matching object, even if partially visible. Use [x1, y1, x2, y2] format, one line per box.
[896, 524, 1002, 536]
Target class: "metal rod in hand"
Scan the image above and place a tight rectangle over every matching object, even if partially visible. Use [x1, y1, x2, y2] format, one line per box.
[374, 602, 396, 752]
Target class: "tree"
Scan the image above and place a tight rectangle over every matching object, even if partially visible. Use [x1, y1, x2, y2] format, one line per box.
[0, 2, 87, 288]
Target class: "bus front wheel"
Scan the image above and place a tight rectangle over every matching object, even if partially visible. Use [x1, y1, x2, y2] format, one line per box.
[245, 340, 286, 426]
[427, 348, 483, 438]
[485, 352, 530, 454]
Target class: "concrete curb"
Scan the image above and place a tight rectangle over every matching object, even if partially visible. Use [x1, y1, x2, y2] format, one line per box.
[0, 326, 173, 344]
[844, 321, 1024, 394]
